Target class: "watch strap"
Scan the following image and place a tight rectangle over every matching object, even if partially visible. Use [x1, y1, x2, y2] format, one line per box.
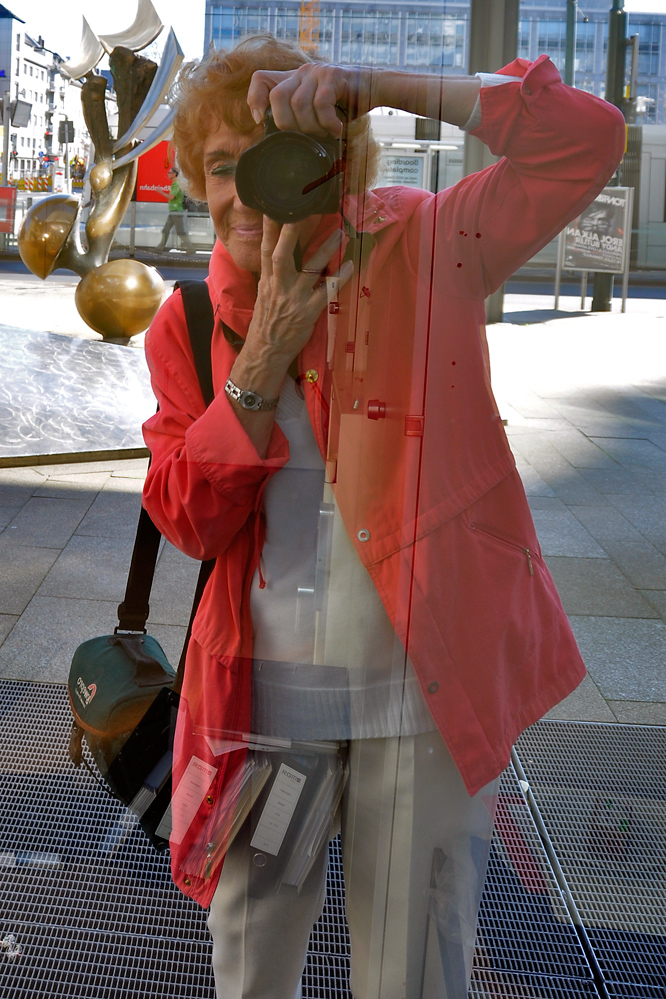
[224, 377, 280, 411]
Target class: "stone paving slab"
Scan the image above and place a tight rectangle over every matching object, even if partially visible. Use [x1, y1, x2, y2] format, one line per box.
[0, 595, 120, 682]
[0, 614, 18, 644]
[546, 556, 660, 618]
[531, 508, 607, 558]
[74, 477, 144, 539]
[1, 495, 93, 548]
[570, 615, 666, 703]
[0, 541, 61, 615]
[150, 543, 204, 628]
[37, 534, 135, 602]
[599, 540, 666, 590]
[545, 673, 616, 723]
[607, 700, 666, 725]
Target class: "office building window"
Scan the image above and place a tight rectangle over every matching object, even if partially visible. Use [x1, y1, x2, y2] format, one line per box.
[275, 11, 300, 42]
[637, 22, 660, 76]
[341, 11, 399, 65]
[575, 20, 595, 75]
[405, 14, 465, 70]
[518, 19, 531, 60]
[211, 7, 234, 47]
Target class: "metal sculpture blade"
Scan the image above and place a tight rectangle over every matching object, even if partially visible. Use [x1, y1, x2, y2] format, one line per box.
[112, 107, 175, 171]
[60, 18, 104, 80]
[98, 0, 164, 55]
[113, 29, 183, 153]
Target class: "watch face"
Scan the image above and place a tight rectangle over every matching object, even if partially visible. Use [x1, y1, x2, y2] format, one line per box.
[241, 391, 262, 410]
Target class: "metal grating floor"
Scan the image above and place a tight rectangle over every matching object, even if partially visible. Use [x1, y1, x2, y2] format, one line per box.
[516, 721, 666, 999]
[1, 682, 661, 998]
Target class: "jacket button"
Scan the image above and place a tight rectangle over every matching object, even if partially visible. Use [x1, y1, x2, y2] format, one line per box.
[428, 681, 439, 694]
[377, 215, 388, 222]
[184, 877, 191, 886]
[206, 795, 213, 805]
[357, 528, 370, 542]
[305, 369, 319, 383]
[367, 400, 386, 420]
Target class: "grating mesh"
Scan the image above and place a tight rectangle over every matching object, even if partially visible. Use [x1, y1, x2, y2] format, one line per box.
[0, 681, 600, 998]
[474, 777, 593, 984]
[515, 720, 666, 998]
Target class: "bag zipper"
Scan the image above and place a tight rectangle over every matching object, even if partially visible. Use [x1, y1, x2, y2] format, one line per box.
[470, 522, 537, 576]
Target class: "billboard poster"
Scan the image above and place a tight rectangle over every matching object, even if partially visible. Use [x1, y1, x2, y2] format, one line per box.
[562, 187, 632, 273]
[380, 153, 425, 189]
[136, 140, 172, 203]
[52, 167, 66, 194]
[0, 186, 17, 234]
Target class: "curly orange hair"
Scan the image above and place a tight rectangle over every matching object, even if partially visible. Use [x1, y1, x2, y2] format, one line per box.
[171, 34, 380, 203]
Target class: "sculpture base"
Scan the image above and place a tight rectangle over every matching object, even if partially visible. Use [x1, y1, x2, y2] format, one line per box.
[0, 325, 154, 467]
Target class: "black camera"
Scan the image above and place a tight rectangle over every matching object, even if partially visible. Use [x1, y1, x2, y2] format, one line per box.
[235, 111, 345, 224]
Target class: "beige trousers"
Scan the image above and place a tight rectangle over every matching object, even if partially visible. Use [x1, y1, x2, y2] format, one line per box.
[208, 730, 498, 999]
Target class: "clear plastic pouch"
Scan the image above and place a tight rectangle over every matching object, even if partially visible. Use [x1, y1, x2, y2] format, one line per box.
[183, 737, 347, 893]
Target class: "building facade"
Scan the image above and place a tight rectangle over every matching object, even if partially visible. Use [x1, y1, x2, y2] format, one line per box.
[204, 1, 666, 124]
[0, 5, 95, 187]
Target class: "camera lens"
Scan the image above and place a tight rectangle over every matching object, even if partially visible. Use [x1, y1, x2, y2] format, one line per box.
[236, 130, 342, 223]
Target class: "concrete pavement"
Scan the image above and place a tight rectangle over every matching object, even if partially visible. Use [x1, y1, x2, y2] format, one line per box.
[0, 266, 665, 727]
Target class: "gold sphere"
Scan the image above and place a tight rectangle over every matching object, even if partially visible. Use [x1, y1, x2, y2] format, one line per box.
[75, 260, 166, 341]
[18, 194, 79, 279]
[89, 162, 113, 192]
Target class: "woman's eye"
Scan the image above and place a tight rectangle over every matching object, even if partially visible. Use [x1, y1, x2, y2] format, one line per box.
[210, 163, 235, 178]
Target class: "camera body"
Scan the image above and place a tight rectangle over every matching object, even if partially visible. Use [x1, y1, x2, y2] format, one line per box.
[236, 111, 344, 224]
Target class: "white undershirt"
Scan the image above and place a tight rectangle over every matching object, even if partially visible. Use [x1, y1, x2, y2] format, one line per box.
[250, 377, 435, 740]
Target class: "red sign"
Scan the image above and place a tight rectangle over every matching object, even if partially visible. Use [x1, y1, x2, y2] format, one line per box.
[0, 186, 17, 234]
[136, 140, 172, 203]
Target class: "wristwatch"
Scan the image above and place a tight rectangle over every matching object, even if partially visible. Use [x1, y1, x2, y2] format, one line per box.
[224, 377, 279, 412]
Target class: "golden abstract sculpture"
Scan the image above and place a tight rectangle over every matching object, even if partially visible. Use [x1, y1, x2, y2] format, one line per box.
[18, 1, 183, 343]
[75, 259, 166, 338]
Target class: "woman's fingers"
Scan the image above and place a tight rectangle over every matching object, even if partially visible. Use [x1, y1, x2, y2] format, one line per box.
[259, 216, 282, 277]
[249, 66, 349, 137]
[247, 70, 292, 124]
[270, 222, 304, 276]
[299, 229, 345, 281]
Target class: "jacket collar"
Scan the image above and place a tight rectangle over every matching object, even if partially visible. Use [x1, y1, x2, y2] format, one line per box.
[207, 189, 400, 335]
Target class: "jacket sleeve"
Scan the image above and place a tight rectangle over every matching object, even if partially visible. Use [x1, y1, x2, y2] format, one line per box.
[141, 288, 289, 561]
[415, 55, 626, 297]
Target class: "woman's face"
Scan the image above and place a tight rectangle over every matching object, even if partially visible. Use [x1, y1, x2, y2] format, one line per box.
[203, 117, 322, 273]
[203, 120, 265, 272]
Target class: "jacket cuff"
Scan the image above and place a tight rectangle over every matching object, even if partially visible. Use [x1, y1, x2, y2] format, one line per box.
[470, 54, 563, 155]
[185, 388, 289, 502]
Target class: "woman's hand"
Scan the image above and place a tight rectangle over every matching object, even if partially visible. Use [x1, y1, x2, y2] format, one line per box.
[227, 215, 353, 458]
[247, 61, 482, 134]
[247, 63, 377, 137]
[242, 216, 352, 376]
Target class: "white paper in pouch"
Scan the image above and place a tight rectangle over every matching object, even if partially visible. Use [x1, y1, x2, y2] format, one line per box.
[170, 756, 218, 845]
[250, 763, 306, 855]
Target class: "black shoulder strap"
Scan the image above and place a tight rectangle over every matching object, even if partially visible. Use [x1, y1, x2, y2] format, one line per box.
[173, 280, 217, 684]
[117, 280, 217, 690]
[176, 280, 215, 407]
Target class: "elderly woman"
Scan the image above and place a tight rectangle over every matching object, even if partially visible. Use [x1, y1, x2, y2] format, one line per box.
[142, 34, 624, 999]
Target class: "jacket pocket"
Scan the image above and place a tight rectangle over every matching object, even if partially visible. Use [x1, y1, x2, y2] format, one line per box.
[469, 521, 540, 577]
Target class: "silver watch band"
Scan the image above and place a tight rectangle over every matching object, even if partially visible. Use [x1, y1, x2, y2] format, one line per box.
[224, 377, 279, 412]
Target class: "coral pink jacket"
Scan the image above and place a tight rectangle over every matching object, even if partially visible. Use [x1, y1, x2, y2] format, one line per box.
[143, 55, 625, 906]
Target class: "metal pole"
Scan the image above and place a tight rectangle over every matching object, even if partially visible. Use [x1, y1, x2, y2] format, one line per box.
[564, 0, 577, 87]
[464, 0, 519, 324]
[1, 93, 10, 187]
[0, 94, 10, 252]
[592, 0, 627, 312]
